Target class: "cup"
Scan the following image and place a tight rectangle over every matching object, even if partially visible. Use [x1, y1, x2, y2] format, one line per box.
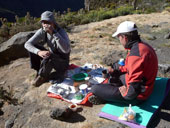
[43, 26, 48, 31]
[68, 104, 78, 112]
[43, 24, 51, 32]
[79, 84, 88, 95]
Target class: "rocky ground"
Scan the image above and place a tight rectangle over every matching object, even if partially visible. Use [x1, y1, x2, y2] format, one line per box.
[0, 11, 170, 128]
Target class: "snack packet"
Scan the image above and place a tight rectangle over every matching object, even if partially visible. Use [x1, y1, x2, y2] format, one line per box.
[118, 104, 136, 123]
[118, 107, 128, 121]
[127, 104, 136, 122]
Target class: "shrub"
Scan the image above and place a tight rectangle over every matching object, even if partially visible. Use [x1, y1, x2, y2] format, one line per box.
[0, 4, 164, 44]
[165, 6, 170, 12]
[116, 6, 134, 16]
[0, 24, 9, 37]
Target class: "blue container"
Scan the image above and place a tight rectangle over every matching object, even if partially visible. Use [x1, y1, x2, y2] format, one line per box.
[118, 58, 125, 66]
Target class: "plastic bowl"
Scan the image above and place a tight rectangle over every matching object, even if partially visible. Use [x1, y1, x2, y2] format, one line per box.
[68, 104, 78, 112]
[72, 73, 88, 81]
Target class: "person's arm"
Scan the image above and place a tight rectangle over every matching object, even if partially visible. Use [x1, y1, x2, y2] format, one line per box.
[108, 61, 127, 76]
[24, 29, 45, 54]
[53, 28, 70, 54]
[119, 56, 145, 100]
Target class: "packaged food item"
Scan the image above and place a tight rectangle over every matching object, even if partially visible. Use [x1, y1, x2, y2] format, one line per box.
[118, 104, 136, 123]
[127, 104, 136, 122]
[63, 90, 70, 98]
[74, 92, 84, 100]
[57, 88, 64, 95]
[118, 108, 128, 121]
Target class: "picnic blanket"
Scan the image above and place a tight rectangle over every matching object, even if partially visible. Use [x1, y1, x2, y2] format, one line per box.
[47, 63, 105, 106]
[99, 77, 170, 128]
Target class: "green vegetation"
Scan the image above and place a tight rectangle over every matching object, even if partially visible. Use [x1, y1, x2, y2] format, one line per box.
[0, 12, 41, 43]
[165, 6, 170, 12]
[161, 42, 170, 48]
[0, 0, 170, 44]
[0, 6, 140, 44]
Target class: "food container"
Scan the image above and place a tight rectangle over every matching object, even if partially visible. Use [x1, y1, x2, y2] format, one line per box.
[118, 58, 125, 66]
[118, 104, 136, 122]
[72, 73, 88, 81]
[68, 104, 78, 112]
[74, 92, 84, 100]
[79, 84, 88, 95]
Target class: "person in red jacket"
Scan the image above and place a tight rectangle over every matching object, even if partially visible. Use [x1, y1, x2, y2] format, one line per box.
[88, 21, 158, 105]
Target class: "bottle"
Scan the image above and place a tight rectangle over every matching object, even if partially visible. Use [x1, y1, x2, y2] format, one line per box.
[118, 58, 125, 66]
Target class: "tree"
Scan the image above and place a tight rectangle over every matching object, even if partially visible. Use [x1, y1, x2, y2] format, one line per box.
[132, 0, 137, 10]
[25, 12, 31, 25]
[84, 0, 91, 11]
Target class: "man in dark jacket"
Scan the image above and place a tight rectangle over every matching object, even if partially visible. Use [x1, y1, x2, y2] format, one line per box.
[25, 11, 70, 87]
[88, 21, 158, 105]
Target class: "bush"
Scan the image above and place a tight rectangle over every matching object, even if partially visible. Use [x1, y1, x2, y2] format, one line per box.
[116, 6, 134, 16]
[165, 6, 170, 12]
[0, 24, 9, 37]
[0, 4, 164, 44]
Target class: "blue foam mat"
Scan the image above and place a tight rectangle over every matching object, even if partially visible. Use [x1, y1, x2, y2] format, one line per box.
[100, 77, 169, 127]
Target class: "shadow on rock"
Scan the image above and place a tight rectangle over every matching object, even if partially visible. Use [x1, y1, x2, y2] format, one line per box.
[147, 110, 170, 128]
[60, 112, 86, 123]
[147, 90, 170, 128]
[0, 109, 4, 116]
[48, 71, 65, 84]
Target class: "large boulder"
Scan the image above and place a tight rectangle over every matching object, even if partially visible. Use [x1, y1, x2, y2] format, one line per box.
[102, 50, 126, 66]
[158, 64, 170, 74]
[0, 31, 36, 66]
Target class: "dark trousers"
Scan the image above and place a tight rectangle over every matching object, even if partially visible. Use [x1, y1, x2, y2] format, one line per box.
[28, 45, 69, 78]
[91, 74, 143, 105]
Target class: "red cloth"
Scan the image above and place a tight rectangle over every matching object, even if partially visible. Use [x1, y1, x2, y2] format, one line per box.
[47, 92, 93, 106]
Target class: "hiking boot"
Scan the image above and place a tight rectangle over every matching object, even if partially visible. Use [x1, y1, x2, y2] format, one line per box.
[32, 76, 48, 87]
[88, 95, 106, 105]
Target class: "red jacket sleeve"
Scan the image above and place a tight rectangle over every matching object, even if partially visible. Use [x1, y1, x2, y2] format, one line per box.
[123, 56, 144, 100]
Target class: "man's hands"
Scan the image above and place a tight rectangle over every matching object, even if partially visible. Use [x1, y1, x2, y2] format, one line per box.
[37, 50, 51, 59]
[119, 85, 127, 96]
[108, 67, 114, 74]
[43, 24, 54, 35]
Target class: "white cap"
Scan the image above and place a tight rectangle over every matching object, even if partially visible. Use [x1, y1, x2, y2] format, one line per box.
[112, 21, 137, 37]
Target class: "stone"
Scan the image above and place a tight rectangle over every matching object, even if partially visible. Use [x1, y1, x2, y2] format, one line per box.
[164, 32, 170, 39]
[0, 31, 36, 66]
[158, 64, 170, 74]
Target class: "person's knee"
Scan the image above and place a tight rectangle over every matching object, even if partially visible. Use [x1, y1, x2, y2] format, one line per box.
[90, 85, 99, 94]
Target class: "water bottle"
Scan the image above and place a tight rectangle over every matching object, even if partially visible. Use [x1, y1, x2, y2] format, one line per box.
[118, 58, 125, 66]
